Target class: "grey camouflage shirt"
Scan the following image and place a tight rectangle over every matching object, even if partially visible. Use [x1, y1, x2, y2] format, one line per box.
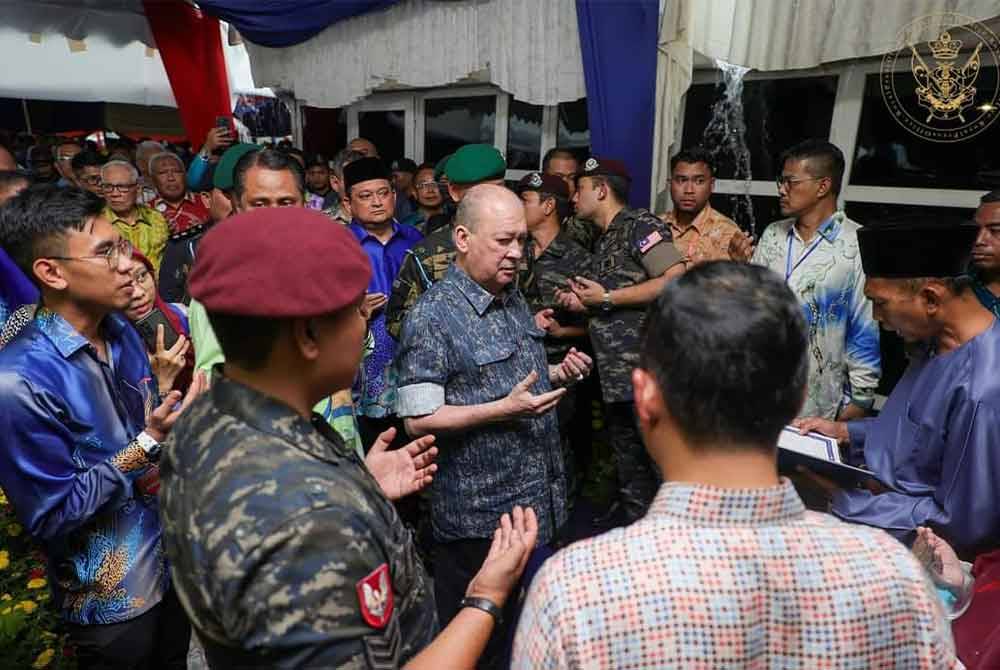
[160, 372, 437, 668]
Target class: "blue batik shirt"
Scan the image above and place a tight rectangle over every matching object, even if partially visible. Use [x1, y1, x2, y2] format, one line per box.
[0, 308, 167, 625]
[349, 219, 424, 418]
[753, 211, 881, 419]
[394, 265, 567, 545]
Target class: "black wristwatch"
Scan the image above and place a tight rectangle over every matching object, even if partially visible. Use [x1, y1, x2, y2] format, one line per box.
[460, 596, 503, 624]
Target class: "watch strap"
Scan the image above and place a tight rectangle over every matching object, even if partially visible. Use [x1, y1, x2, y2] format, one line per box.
[136, 431, 162, 459]
[460, 596, 503, 624]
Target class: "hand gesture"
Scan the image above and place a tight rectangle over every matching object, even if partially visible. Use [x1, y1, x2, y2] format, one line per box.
[146, 370, 208, 442]
[568, 276, 606, 307]
[465, 506, 538, 607]
[365, 428, 438, 501]
[791, 416, 849, 444]
[150, 326, 189, 396]
[503, 370, 566, 418]
[533, 308, 555, 332]
[554, 288, 586, 314]
[363, 292, 388, 320]
[728, 230, 755, 262]
[913, 527, 966, 591]
[551, 347, 593, 387]
[203, 126, 233, 154]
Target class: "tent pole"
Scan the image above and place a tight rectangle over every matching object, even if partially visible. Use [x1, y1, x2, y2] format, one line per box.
[21, 99, 33, 134]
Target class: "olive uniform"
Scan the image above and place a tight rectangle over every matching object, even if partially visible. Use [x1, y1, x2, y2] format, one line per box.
[385, 224, 456, 340]
[158, 221, 210, 305]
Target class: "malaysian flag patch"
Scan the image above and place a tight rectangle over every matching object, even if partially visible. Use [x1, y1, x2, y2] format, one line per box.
[638, 230, 663, 254]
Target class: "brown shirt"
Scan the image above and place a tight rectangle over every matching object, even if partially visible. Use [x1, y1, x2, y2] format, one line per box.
[661, 204, 740, 265]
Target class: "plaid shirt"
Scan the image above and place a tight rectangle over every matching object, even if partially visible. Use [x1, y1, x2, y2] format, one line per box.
[513, 479, 960, 669]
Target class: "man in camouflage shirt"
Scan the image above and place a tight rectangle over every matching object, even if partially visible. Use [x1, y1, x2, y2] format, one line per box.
[385, 144, 507, 340]
[557, 157, 685, 525]
[160, 207, 538, 669]
[543, 147, 599, 252]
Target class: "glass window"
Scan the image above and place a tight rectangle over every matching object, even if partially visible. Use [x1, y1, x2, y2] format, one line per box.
[556, 98, 590, 159]
[710, 194, 781, 238]
[303, 106, 347, 158]
[424, 96, 496, 165]
[359, 109, 406, 164]
[681, 76, 838, 180]
[844, 201, 975, 227]
[507, 99, 543, 170]
[850, 69, 1000, 190]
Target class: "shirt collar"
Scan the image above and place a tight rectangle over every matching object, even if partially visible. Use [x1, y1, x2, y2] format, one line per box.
[666, 204, 715, 235]
[349, 219, 402, 243]
[647, 478, 806, 527]
[104, 204, 156, 226]
[208, 368, 352, 463]
[530, 230, 571, 259]
[789, 211, 843, 245]
[447, 264, 510, 316]
[34, 307, 129, 359]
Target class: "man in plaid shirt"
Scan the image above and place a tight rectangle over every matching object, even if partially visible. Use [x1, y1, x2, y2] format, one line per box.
[513, 261, 959, 669]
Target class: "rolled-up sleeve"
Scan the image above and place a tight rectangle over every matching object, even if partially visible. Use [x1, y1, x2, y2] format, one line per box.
[394, 312, 449, 418]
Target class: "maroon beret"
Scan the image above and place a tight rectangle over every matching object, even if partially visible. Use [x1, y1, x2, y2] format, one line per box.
[189, 207, 372, 317]
[578, 156, 631, 181]
[516, 171, 569, 199]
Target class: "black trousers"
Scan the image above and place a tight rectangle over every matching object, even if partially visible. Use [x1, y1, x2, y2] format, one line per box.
[67, 587, 191, 670]
[433, 538, 522, 670]
[605, 401, 660, 523]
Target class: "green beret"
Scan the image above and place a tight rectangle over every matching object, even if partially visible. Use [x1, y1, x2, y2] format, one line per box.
[444, 144, 506, 185]
[433, 154, 452, 181]
[213, 143, 259, 191]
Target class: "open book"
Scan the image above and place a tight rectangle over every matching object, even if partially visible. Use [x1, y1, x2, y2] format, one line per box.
[777, 426, 876, 489]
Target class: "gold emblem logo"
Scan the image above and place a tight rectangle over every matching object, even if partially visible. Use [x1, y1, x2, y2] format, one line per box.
[881, 13, 999, 142]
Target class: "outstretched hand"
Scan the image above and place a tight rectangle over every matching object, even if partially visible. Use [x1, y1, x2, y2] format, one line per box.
[466, 506, 539, 607]
[365, 427, 438, 501]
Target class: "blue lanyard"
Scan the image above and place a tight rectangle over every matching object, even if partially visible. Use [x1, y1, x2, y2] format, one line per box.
[785, 219, 835, 281]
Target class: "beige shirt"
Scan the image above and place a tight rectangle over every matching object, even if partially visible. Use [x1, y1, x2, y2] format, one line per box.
[661, 204, 740, 265]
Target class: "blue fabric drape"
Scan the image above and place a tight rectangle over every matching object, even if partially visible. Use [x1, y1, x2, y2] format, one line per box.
[575, 0, 659, 208]
[197, 0, 401, 48]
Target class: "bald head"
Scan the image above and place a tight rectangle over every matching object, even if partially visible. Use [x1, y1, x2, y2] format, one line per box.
[348, 137, 379, 158]
[0, 145, 16, 172]
[453, 184, 526, 294]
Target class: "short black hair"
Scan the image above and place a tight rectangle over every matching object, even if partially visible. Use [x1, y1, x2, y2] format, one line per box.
[779, 139, 845, 197]
[71, 150, 105, 174]
[537, 191, 572, 221]
[670, 147, 715, 176]
[232, 148, 305, 202]
[0, 170, 31, 192]
[542, 147, 579, 172]
[641, 261, 808, 449]
[981, 190, 1000, 204]
[206, 312, 283, 371]
[0, 184, 106, 285]
[590, 174, 630, 204]
[305, 153, 328, 170]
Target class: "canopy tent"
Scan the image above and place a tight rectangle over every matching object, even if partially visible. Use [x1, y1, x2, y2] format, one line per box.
[0, 0, 272, 144]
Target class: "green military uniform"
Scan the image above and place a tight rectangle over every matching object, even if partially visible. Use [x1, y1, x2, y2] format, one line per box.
[589, 202, 682, 523]
[385, 224, 456, 340]
[161, 374, 437, 668]
[562, 213, 599, 253]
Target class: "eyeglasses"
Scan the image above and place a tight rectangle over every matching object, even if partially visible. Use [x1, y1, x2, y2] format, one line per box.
[415, 181, 440, 192]
[102, 182, 137, 194]
[355, 187, 392, 203]
[131, 268, 151, 286]
[48, 238, 134, 270]
[775, 175, 827, 190]
[81, 175, 103, 186]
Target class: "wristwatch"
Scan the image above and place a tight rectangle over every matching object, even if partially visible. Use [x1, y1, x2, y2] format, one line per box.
[600, 289, 613, 313]
[135, 431, 162, 461]
[461, 596, 503, 624]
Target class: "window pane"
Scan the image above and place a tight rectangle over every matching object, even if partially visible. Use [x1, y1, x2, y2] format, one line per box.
[424, 96, 496, 165]
[710, 194, 781, 238]
[358, 110, 406, 164]
[850, 70, 1000, 190]
[557, 98, 590, 159]
[681, 76, 838, 180]
[507, 99, 543, 170]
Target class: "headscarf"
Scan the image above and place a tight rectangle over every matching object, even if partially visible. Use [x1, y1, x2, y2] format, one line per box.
[130, 251, 194, 393]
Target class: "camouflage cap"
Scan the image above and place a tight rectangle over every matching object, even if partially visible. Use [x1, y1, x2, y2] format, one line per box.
[212, 143, 259, 191]
[578, 156, 631, 181]
[445, 144, 506, 185]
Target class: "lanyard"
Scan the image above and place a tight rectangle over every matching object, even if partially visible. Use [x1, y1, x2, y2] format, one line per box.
[785, 218, 835, 281]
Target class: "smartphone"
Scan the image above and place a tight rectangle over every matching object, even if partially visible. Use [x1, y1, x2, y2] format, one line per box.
[215, 115, 232, 133]
[134, 308, 181, 352]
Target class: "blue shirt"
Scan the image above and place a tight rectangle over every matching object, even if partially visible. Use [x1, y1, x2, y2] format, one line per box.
[348, 220, 423, 418]
[0, 309, 167, 625]
[394, 265, 567, 544]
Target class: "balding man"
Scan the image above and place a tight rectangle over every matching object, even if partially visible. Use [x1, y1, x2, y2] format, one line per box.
[348, 137, 379, 158]
[394, 184, 593, 668]
[135, 140, 164, 204]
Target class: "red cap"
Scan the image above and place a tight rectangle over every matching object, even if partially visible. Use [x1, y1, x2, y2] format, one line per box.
[516, 171, 569, 199]
[189, 207, 372, 317]
[578, 156, 631, 181]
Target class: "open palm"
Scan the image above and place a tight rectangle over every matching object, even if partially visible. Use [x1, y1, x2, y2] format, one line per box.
[365, 428, 438, 501]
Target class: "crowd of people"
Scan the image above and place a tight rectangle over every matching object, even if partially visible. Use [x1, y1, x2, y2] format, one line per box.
[0, 124, 998, 670]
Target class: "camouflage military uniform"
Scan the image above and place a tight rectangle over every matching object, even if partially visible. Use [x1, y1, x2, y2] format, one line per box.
[563, 214, 599, 252]
[385, 224, 456, 340]
[160, 371, 438, 668]
[589, 207, 682, 522]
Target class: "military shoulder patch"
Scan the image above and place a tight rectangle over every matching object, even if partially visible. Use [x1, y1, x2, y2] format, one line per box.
[356, 563, 394, 629]
[638, 230, 663, 254]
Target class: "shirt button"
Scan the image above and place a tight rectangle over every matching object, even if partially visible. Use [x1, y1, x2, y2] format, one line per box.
[235, 528, 245, 538]
[313, 484, 323, 493]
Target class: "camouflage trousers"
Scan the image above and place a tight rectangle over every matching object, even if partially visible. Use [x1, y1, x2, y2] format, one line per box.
[605, 401, 661, 522]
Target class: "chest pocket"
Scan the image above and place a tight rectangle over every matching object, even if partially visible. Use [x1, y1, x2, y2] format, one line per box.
[900, 408, 939, 484]
[472, 342, 515, 369]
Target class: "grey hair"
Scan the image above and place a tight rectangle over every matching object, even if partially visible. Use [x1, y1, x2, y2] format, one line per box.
[148, 151, 184, 173]
[101, 160, 139, 182]
[136, 141, 164, 157]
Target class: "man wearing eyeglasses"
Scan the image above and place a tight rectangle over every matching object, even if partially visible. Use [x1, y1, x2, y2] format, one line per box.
[400, 162, 446, 235]
[101, 160, 170, 275]
[71, 150, 106, 197]
[0, 185, 205, 668]
[730, 139, 879, 422]
[53, 139, 82, 188]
